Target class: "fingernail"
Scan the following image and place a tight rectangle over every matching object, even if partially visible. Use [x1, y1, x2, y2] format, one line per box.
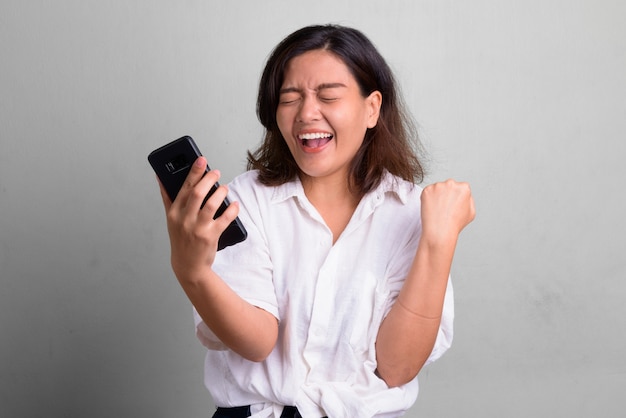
[195, 157, 205, 167]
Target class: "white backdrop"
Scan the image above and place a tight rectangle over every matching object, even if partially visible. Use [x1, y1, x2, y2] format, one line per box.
[1, 1, 625, 417]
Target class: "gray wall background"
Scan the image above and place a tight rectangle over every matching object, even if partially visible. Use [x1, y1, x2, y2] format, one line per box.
[1, 1, 624, 417]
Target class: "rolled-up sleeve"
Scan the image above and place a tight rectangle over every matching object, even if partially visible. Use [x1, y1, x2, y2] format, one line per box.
[194, 176, 279, 350]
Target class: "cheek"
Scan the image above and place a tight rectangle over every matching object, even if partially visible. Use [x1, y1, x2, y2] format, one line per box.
[333, 101, 369, 128]
[275, 109, 291, 136]
[275, 112, 297, 153]
[333, 110, 369, 141]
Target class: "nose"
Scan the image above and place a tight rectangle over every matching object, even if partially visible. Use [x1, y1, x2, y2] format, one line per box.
[296, 95, 321, 123]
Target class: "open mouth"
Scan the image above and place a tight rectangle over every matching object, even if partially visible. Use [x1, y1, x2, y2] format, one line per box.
[298, 132, 334, 149]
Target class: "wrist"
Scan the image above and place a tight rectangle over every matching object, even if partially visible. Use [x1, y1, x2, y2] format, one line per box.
[419, 228, 459, 253]
[172, 261, 213, 288]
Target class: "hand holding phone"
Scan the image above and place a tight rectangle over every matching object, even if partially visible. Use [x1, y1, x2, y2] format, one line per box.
[148, 136, 247, 251]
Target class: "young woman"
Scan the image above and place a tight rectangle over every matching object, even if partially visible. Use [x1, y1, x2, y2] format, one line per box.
[159, 24, 475, 418]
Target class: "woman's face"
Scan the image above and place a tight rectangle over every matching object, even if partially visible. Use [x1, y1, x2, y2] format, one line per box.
[276, 49, 381, 185]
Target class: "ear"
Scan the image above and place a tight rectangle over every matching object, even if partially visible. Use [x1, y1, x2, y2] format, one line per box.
[365, 90, 382, 128]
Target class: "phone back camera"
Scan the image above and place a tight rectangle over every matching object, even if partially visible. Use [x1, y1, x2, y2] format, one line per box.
[165, 154, 190, 174]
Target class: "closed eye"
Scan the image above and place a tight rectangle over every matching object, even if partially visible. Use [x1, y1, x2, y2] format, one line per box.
[279, 95, 301, 105]
[317, 84, 345, 102]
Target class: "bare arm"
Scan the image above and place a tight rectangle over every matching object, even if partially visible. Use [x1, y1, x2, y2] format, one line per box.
[159, 157, 278, 361]
[178, 268, 278, 362]
[376, 180, 475, 387]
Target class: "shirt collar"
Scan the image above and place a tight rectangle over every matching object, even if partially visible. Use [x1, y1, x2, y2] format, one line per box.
[269, 171, 414, 206]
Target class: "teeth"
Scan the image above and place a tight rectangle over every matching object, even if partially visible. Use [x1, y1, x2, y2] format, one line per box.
[298, 132, 332, 140]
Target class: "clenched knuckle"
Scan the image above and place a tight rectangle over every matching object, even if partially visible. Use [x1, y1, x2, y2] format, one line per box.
[190, 188, 205, 200]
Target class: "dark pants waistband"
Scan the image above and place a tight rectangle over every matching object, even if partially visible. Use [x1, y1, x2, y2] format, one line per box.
[213, 405, 302, 418]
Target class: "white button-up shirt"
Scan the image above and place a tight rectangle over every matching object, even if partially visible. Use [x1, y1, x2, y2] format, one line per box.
[194, 170, 454, 418]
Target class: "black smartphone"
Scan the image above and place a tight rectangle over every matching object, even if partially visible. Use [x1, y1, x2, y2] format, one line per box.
[148, 135, 247, 251]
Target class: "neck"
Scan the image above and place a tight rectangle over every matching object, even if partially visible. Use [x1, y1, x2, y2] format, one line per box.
[299, 173, 361, 244]
[300, 172, 359, 206]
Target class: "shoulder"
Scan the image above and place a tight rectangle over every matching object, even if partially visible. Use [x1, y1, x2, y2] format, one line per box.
[226, 171, 302, 223]
[226, 170, 266, 201]
[227, 171, 301, 203]
[377, 171, 423, 206]
[228, 170, 262, 190]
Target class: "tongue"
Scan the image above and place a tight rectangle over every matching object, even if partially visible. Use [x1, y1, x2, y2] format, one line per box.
[304, 137, 331, 148]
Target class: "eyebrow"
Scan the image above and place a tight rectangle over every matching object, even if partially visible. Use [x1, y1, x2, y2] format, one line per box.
[279, 82, 347, 94]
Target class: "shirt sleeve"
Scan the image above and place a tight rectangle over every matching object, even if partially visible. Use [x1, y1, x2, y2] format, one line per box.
[194, 174, 280, 350]
[212, 177, 279, 318]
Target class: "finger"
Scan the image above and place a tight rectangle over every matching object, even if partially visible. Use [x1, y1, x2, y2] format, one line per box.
[421, 179, 475, 233]
[210, 200, 241, 234]
[175, 157, 210, 206]
[187, 169, 222, 214]
[455, 182, 476, 227]
[198, 182, 230, 220]
[197, 200, 240, 254]
[468, 193, 476, 223]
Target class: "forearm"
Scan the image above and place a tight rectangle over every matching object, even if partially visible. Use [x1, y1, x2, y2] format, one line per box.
[179, 269, 278, 362]
[158, 160, 279, 361]
[376, 234, 457, 387]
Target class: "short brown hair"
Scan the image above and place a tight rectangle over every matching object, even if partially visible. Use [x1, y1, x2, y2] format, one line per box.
[248, 24, 426, 195]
